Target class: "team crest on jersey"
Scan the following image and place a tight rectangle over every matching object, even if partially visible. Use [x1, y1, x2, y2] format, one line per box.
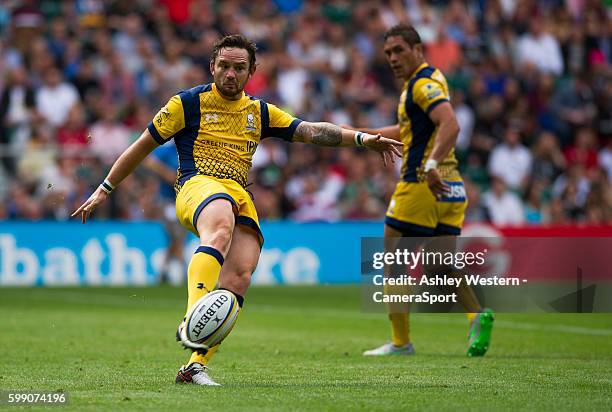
[423, 83, 442, 100]
[245, 113, 256, 131]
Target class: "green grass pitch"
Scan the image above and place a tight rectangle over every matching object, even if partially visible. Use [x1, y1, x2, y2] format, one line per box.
[1, 286, 611, 411]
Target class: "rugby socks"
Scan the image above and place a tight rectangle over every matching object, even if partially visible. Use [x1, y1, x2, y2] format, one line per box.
[389, 313, 411, 347]
[383, 282, 411, 347]
[184, 246, 223, 367]
[185, 246, 224, 312]
[185, 248, 245, 367]
[190, 344, 219, 366]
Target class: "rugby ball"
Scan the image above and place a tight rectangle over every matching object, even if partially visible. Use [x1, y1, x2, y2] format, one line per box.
[179, 289, 240, 351]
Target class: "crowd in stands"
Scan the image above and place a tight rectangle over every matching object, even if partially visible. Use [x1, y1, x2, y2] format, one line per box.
[0, 0, 610, 226]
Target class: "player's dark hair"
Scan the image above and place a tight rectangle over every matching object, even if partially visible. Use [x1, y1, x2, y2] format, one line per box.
[384, 24, 421, 47]
[210, 34, 257, 70]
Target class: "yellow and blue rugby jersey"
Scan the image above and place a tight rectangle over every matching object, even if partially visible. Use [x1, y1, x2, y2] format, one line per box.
[398, 63, 460, 182]
[147, 83, 302, 189]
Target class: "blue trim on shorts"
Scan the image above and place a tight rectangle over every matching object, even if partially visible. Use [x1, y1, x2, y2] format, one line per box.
[385, 216, 435, 236]
[195, 246, 224, 266]
[434, 223, 461, 236]
[192, 193, 238, 232]
[236, 215, 264, 247]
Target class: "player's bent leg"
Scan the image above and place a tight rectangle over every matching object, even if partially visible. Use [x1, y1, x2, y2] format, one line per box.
[184, 224, 261, 381]
[176, 198, 236, 385]
[185, 198, 235, 312]
[218, 224, 260, 295]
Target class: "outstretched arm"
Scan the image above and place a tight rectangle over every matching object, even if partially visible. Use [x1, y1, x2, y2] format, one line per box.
[292, 121, 403, 166]
[71, 129, 160, 223]
[342, 124, 401, 141]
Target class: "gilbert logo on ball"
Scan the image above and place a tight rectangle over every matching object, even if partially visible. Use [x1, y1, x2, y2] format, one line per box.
[184, 290, 240, 349]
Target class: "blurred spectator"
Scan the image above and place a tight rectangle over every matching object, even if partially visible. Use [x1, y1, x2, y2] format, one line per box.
[550, 73, 596, 144]
[584, 169, 612, 224]
[523, 180, 548, 224]
[159, 41, 192, 97]
[16, 126, 55, 187]
[564, 127, 599, 174]
[0, 65, 36, 171]
[530, 131, 566, 184]
[464, 178, 488, 222]
[453, 89, 474, 153]
[88, 103, 130, 164]
[73, 58, 101, 102]
[553, 165, 591, 220]
[482, 177, 525, 226]
[600, 139, 612, 183]
[10, 0, 43, 56]
[276, 54, 309, 114]
[252, 138, 288, 170]
[99, 52, 136, 109]
[35, 66, 79, 128]
[344, 48, 382, 106]
[427, 25, 462, 73]
[56, 105, 89, 148]
[488, 126, 532, 192]
[340, 154, 385, 219]
[517, 18, 563, 75]
[288, 171, 342, 222]
[6, 183, 42, 220]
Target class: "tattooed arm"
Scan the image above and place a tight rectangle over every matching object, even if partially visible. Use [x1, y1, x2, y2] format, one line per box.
[292, 122, 350, 146]
[292, 121, 403, 165]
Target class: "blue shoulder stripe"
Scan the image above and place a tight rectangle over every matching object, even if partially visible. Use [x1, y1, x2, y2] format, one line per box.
[178, 84, 211, 127]
[259, 100, 270, 139]
[175, 84, 210, 187]
[405, 66, 436, 107]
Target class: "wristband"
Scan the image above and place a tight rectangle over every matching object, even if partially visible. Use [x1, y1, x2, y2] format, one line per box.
[100, 178, 115, 194]
[354, 131, 365, 147]
[424, 159, 438, 173]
